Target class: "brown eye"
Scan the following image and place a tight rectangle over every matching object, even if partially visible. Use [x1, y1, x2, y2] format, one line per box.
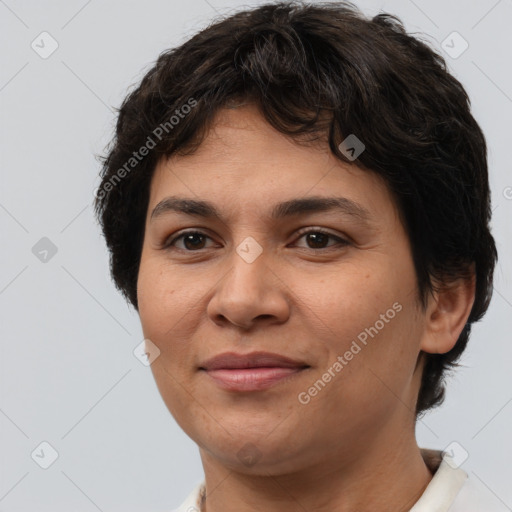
[165, 231, 213, 251]
[294, 229, 349, 250]
[305, 232, 329, 249]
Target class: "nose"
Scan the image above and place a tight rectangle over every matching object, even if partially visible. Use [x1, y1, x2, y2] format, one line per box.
[206, 242, 290, 330]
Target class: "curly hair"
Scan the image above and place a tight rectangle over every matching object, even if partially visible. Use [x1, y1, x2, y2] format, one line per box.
[94, 1, 497, 416]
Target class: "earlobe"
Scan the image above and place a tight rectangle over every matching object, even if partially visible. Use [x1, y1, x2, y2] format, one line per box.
[420, 272, 476, 355]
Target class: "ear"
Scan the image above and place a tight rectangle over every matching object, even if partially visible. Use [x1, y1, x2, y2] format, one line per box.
[420, 270, 476, 355]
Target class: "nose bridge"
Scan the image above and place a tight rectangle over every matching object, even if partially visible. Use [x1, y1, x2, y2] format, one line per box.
[224, 235, 270, 303]
[207, 235, 289, 328]
[235, 235, 265, 265]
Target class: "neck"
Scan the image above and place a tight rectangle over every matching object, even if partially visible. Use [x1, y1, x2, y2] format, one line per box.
[199, 428, 433, 512]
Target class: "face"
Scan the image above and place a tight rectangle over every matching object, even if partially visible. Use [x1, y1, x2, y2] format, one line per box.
[137, 104, 427, 475]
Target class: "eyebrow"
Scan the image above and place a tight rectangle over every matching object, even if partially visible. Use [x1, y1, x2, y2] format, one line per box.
[150, 195, 372, 224]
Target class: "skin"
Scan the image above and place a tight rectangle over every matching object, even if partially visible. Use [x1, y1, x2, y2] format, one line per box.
[136, 103, 475, 512]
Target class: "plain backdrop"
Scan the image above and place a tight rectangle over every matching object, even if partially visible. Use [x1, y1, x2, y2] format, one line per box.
[1, 0, 511, 510]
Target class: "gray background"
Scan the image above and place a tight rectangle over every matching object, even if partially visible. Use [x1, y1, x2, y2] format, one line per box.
[1, 0, 511, 510]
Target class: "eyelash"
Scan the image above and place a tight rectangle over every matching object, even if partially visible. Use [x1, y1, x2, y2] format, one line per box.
[163, 227, 350, 252]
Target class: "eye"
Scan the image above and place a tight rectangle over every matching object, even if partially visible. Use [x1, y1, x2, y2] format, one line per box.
[164, 230, 216, 251]
[163, 228, 349, 252]
[293, 228, 349, 250]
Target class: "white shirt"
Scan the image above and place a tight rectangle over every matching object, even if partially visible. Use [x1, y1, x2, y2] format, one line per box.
[171, 449, 508, 511]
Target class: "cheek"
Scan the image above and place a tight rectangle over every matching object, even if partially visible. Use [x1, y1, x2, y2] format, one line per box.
[137, 261, 200, 423]
[293, 267, 392, 348]
[137, 256, 209, 368]
[302, 257, 421, 383]
[137, 261, 184, 378]
[137, 256, 186, 333]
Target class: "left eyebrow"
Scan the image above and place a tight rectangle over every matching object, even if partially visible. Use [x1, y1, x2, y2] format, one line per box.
[150, 195, 373, 224]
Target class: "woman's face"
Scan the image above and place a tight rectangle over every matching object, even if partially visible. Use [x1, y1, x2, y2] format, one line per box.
[137, 104, 427, 475]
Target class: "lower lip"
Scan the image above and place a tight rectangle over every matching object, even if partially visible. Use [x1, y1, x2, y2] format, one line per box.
[203, 367, 305, 391]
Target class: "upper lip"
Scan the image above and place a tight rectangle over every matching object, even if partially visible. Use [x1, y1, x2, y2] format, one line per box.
[199, 351, 309, 371]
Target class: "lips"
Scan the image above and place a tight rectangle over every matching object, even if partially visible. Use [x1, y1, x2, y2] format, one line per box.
[200, 351, 308, 370]
[199, 351, 310, 392]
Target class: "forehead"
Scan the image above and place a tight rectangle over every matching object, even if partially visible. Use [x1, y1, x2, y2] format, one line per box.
[147, 105, 400, 227]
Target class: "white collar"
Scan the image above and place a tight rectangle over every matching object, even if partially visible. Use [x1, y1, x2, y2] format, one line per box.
[410, 449, 467, 511]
